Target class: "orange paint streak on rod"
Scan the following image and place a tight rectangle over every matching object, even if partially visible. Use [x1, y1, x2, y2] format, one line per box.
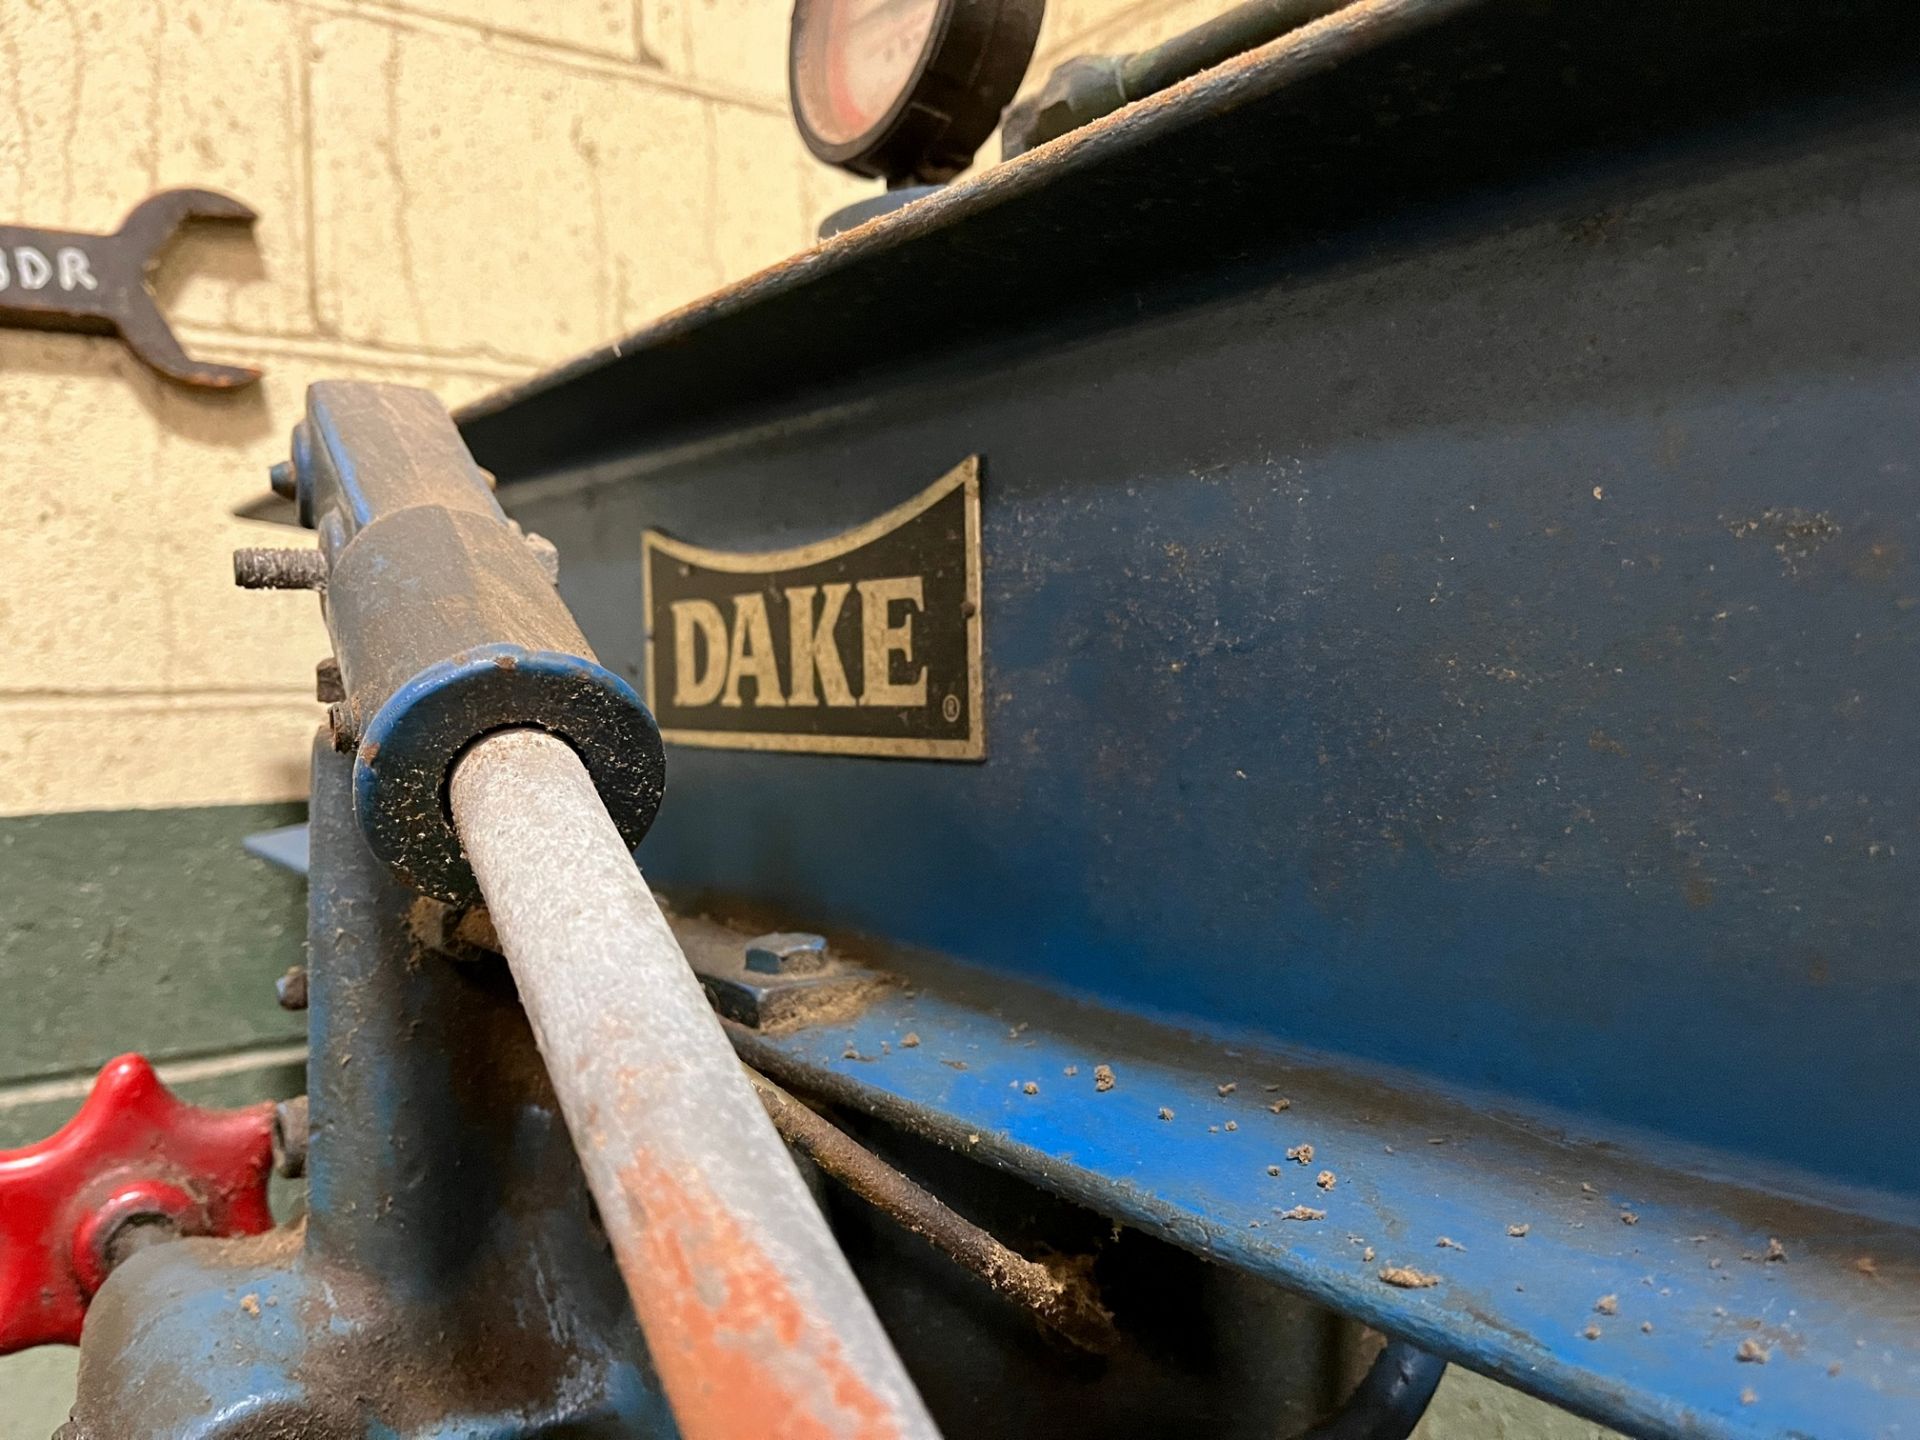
[449, 727, 938, 1440]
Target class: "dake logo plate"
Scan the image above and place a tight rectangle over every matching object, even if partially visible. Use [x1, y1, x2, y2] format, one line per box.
[642, 458, 982, 759]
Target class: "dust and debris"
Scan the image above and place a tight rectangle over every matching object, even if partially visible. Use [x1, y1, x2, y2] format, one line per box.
[1642, 1322, 1654, 1334]
[1828, 1363, 1842, 1377]
[1855, 1256, 1878, 1277]
[1749, 1238, 1787, 1263]
[1158, 1107, 1174, 1121]
[1737, 1339, 1770, 1364]
[1263, 1083, 1285, 1092]
[942, 1059, 969, 1070]
[1316, 1171, 1336, 1190]
[1267, 1164, 1282, 1176]
[1581, 1182, 1597, 1195]
[1379, 1268, 1439, 1289]
[1277, 1205, 1326, 1222]
[1268, 1099, 1291, 1113]
[1094, 1064, 1116, 1092]
[901, 1033, 920, 1048]
[1286, 1144, 1314, 1165]
[1508, 1224, 1531, 1238]
[881, 1041, 891, 1054]
[1739, 1388, 1757, 1406]
[1064, 1065, 1078, 1077]
[1363, 1247, 1375, 1263]
[1224, 1121, 1238, 1132]
[1595, 1295, 1618, 1315]
[1621, 1211, 1640, 1225]
[1022, 1082, 1039, 1095]
[240, 1294, 261, 1318]
[1209, 1125, 1219, 1134]
[1436, 1236, 1466, 1251]
[1709, 1258, 1723, 1270]
[1007, 1022, 1028, 1038]
[1583, 1324, 1601, 1341]
[1725, 507, 1841, 576]
[967, 1133, 979, 1144]
[1217, 1082, 1237, 1096]
[1383, 1145, 1394, 1154]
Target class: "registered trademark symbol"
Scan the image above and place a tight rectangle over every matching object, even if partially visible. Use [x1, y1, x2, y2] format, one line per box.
[942, 693, 961, 723]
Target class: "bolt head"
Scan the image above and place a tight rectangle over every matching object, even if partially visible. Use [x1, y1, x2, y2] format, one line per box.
[744, 932, 828, 975]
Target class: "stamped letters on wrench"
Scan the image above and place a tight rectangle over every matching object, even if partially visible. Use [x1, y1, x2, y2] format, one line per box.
[0, 188, 262, 389]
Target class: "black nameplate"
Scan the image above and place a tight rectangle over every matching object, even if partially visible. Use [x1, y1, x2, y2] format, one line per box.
[643, 458, 983, 760]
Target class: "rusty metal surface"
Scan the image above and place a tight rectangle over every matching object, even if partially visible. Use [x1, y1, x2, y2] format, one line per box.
[448, 728, 939, 1440]
[746, 1066, 1119, 1353]
[0, 189, 259, 388]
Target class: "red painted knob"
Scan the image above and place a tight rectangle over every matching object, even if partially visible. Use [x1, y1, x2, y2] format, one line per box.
[0, 1054, 275, 1353]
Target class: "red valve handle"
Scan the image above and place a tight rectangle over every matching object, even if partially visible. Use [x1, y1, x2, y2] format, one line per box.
[0, 1054, 275, 1353]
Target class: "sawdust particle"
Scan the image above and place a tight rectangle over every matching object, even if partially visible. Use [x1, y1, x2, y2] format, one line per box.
[1267, 1164, 1281, 1176]
[1022, 1081, 1038, 1095]
[1278, 1205, 1325, 1222]
[1508, 1223, 1530, 1237]
[1584, 1324, 1601, 1340]
[240, 1294, 261, 1317]
[1286, 1143, 1314, 1164]
[1316, 1170, 1336, 1190]
[1436, 1236, 1466, 1251]
[1855, 1256, 1877, 1277]
[1224, 1120, 1238, 1131]
[1094, 1064, 1116, 1092]
[1764, 1237, 1786, 1262]
[1737, 1339, 1770, 1364]
[1268, 1099, 1291, 1113]
[1641, 1322, 1654, 1334]
[1621, 1211, 1639, 1225]
[901, 1032, 920, 1047]
[1595, 1294, 1618, 1315]
[942, 1059, 968, 1070]
[1063, 1065, 1078, 1076]
[1379, 1267, 1439, 1289]
[1739, 1388, 1756, 1406]
[1158, 1106, 1174, 1121]
[1217, 1082, 1237, 1096]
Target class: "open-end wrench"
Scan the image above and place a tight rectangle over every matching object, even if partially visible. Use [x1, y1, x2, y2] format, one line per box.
[0, 188, 260, 389]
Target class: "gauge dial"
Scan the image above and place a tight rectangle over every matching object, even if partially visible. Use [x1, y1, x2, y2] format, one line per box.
[790, 0, 1044, 184]
[794, 0, 944, 149]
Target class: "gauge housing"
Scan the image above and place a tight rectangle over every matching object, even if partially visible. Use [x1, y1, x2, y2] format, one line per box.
[790, 0, 1045, 184]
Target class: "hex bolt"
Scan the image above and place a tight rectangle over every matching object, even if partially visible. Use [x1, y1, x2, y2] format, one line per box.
[314, 657, 344, 703]
[267, 459, 296, 499]
[744, 932, 829, 976]
[271, 1096, 309, 1180]
[275, 965, 308, 1012]
[232, 547, 328, 591]
[326, 702, 358, 754]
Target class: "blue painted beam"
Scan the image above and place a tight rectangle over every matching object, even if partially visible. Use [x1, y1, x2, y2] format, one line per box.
[716, 930, 1919, 1440]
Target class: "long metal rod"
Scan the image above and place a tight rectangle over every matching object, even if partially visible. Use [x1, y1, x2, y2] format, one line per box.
[744, 1066, 1119, 1354]
[448, 727, 939, 1440]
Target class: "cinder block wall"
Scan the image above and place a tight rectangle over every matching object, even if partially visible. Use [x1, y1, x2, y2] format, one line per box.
[0, 0, 862, 819]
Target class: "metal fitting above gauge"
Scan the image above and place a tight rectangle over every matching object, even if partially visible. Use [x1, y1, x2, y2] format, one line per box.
[790, 0, 1044, 184]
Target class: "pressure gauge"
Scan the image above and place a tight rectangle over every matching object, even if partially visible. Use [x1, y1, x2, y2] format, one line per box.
[791, 0, 1045, 184]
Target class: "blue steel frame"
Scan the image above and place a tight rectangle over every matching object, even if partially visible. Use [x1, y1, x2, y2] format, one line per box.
[466, 0, 1920, 1434]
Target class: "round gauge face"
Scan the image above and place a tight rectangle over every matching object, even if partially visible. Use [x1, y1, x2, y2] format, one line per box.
[792, 0, 945, 149]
